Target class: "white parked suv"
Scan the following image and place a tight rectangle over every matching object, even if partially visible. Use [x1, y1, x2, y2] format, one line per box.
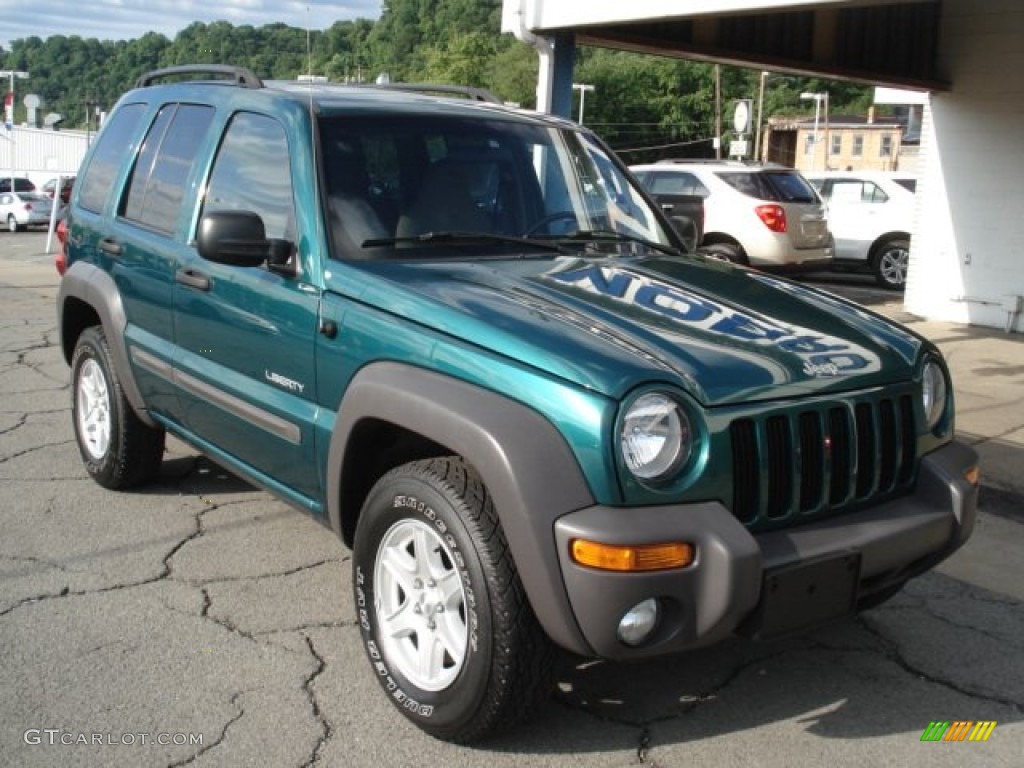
[631, 160, 832, 269]
[803, 171, 915, 289]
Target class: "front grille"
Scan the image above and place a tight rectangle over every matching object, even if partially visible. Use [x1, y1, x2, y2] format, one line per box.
[729, 393, 917, 528]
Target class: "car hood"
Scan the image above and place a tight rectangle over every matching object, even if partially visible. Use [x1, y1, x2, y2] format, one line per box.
[343, 255, 926, 406]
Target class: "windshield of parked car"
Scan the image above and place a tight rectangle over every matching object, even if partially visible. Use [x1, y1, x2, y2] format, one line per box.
[319, 114, 673, 260]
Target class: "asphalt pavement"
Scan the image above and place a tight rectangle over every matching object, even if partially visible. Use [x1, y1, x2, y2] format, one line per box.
[1, 232, 1021, 767]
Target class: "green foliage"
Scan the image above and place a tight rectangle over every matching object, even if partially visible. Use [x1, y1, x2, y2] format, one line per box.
[0, 0, 870, 151]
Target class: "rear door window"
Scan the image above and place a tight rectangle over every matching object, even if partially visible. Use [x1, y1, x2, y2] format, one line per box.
[646, 171, 709, 197]
[121, 103, 215, 234]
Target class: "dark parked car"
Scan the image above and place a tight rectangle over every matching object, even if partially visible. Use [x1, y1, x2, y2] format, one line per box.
[43, 176, 75, 205]
[0, 177, 37, 194]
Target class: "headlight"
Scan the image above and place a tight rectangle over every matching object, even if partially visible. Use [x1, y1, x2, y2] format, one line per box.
[620, 392, 692, 481]
[921, 360, 948, 431]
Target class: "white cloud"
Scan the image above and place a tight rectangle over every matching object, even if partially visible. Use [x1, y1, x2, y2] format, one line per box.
[0, 0, 383, 50]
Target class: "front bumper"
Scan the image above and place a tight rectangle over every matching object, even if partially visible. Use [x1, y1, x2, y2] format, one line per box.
[553, 440, 978, 660]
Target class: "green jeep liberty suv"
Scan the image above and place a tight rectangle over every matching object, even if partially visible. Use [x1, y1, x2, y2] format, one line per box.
[57, 65, 979, 743]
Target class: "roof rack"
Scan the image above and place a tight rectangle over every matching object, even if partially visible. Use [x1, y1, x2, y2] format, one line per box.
[656, 158, 749, 165]
[343, 82, 502, 104]
[135, 65, 264, 90]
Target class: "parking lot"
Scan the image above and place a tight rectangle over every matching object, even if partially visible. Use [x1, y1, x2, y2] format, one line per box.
[1, 231, 1021, 767]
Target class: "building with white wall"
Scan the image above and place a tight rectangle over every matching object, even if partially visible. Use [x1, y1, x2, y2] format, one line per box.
[502, 0, 1024, 333]
[0, 126, 88, 189]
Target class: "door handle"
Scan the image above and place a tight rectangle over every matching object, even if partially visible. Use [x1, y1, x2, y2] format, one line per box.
[176, 267, 211, 291]
[98, 237, 123, 257]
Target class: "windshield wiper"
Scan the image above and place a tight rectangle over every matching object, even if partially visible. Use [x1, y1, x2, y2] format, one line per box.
[362, 231, 566, 254]
[546, 229, 681, 257]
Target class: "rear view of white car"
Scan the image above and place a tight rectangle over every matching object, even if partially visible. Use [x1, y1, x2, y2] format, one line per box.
[631, 160, 832, 269]
[805, 171, 915, 289]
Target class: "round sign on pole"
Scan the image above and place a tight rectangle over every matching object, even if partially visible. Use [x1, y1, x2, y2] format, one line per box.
[733, 99, 752, 134]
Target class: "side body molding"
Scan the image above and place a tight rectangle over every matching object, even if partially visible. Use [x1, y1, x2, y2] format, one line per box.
[57, 261, 156, 427]
[327, 361, 596, 655]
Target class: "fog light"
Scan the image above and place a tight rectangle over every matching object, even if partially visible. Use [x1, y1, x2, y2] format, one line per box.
[617, 598, 660, 647]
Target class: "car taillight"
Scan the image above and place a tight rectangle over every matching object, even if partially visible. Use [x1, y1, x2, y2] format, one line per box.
[755, 204, 787, 233]
[23, 203, 33, 212]
[55, 219, 69, 276]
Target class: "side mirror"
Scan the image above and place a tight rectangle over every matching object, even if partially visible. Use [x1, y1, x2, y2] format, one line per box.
[197, 210, 292, 268]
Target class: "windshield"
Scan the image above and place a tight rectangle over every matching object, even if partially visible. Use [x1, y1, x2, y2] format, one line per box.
[318, 114, 673, 260]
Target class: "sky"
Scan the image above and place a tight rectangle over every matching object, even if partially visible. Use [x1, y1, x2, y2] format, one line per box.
[0, 0, 384, 51]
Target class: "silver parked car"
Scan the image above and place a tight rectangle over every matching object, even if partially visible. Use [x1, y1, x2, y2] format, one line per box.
[631, 160, 833, 269]
[1, 190, 55, 232]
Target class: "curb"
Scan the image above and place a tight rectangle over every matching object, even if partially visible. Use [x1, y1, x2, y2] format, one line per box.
[979, 485, 1024, 523]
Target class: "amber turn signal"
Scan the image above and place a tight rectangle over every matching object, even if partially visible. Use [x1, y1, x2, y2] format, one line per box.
[570, 539, 695, 572]
[964, 465, 981, 486]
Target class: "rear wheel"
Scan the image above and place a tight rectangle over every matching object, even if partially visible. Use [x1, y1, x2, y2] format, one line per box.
[7, 214, 19, 233]
[353, 457, 554, 742]
[71, 326, 165, 489]
[872, 238, 909, 289]
[702, 241, 747, 264]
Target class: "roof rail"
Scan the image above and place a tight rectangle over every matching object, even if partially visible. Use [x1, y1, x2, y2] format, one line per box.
[655, 158, 749, 165]
[135, 65, 264, 89]
[347, 82, 502, 104]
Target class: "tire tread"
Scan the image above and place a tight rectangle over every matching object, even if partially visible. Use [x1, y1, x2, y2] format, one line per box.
[72, 326, 164, 489]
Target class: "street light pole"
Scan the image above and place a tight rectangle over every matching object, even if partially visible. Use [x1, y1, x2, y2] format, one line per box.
[572, 82, 594, 124]
[800, 91, 827, 171]
[754, 71, 769, 162]
[2, 69, 30, 193]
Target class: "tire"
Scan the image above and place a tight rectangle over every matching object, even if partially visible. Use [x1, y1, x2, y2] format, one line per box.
[71, 326, 165, 489]
[702, 242, 747, 264]
[353, 457, 554, 743]
[872, 237, 910, 290]
[7, 214, 19, 233]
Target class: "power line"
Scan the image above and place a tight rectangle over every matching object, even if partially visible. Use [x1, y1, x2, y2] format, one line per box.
[613, 136, 715, 154]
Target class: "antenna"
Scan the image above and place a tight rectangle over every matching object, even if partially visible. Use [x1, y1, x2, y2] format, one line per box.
[304, 2, 325, 265]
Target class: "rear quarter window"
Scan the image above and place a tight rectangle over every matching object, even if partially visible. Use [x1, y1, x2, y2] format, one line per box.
[718, 170, 819, 204]
[764, 172, 820, 204]
[77, 103, 147, 213]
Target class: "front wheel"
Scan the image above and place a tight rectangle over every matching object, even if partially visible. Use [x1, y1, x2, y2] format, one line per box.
[353, 457, 554, 742]
[71, 326, 165, 489]
[872, 238, 910, 289]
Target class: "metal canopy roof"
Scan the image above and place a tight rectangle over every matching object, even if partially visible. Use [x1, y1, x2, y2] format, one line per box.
[519, 1, 946, 91]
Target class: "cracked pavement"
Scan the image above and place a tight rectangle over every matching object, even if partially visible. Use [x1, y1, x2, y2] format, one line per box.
[1, 236, 1022, 767]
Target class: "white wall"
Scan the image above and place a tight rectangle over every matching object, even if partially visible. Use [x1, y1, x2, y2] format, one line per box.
[905, 0, 1024, 332]
[0, 126, 88, 188]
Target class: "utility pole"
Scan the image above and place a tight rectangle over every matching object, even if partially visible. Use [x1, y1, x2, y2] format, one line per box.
[714, 64, 722, 159]
[754, 71, 769, 162]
